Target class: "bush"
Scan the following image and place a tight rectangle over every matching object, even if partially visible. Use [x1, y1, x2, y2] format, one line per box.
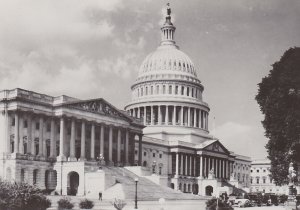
[279, 194, 288, 203]
[79, 199, 94, 209]
[0, 180, 51, 210]
[57, 197, 74, 210]
[112, 198, 126, 210]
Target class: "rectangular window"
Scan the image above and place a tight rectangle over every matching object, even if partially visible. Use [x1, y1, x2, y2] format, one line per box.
[135, 150, 138, 155]
[144, 152, 147, 156]
[187, 87, 190, 96]
[46, 123, 51, 132]
[153, 153, 156, 157]
[11, 118, 15, 126]
[36, 122, 40, 130]
[159, 154, 162, 158]
[256, 178, 259, 184]
[23, 120, 28, 128]
[181, 86, 184, 95]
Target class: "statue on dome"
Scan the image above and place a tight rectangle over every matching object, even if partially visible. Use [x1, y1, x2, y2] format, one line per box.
[166, 3, 171, 16]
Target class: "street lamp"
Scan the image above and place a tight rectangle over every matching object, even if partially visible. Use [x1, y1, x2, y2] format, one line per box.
[134, 177, 138, 209]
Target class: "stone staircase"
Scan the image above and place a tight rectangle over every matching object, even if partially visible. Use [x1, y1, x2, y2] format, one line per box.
[102, 166, 201, 201]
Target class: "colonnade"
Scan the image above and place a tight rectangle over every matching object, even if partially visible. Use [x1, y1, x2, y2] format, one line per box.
[129, 105, 208, 130]
[173, 153, 233, 179]
[6, 111, 142, 166]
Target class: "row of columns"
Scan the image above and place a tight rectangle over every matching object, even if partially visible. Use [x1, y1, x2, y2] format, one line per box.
[174, 153, 233, 179]
[129, 105, 208, 130]
[7, 111, 142, 166]
[135, 83, 200, 100]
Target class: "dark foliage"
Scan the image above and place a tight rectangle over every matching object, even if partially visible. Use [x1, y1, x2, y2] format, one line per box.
[79, 199, 94, 209]
[57, 197, 74, 210]
[256, 47, 300, 185]
[206, 198, 233, 210]
[0, 180, 51, 210]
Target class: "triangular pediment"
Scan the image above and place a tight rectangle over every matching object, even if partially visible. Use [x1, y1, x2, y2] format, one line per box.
[63, 98, 130, 121]
[203, 141, 229, 154]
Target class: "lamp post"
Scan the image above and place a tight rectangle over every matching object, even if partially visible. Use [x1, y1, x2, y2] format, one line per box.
[134, 178, 138, 209]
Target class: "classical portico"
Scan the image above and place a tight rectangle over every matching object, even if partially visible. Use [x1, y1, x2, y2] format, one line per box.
[0, 88, 144, 195]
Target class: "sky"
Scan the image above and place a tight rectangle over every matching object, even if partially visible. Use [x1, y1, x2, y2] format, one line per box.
[0, 0, 299, 159]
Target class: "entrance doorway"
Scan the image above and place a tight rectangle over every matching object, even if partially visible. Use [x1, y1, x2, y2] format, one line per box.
[205, 185, 213, 196]
[67, 171, 79, 196]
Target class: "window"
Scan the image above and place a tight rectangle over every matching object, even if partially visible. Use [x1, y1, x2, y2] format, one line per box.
[153, 153, 156, 157]
[163, 85, 166, 94]
[23, 120, 28, 128]
[156, 85, 159, 94]
[263, 169, 266, 172]
[195, 90, 198, 98]
[150, 86, 153, 95]
[47, 123, 51, 132]
[175, 86, 178, 95]
[141, 88, 143, 96]
[251, 170, 253, 173]
[257, 170, 259, 173]
[187, 87, 189, 96]
[137, 89, 140, 97]
[181, 86, 184, 95]
[263, 177, 266, 183]
[135, 150, 138, 155]
[145, 87, 148, 95]
[256, 178, 259, 184]
[11, 118, 15, 126]
[191, 88, 194, 97]
[251, 178, 253, 184]
[169, 85, 172, 94]
[159, 154, 162, 158]
[144, 152, 147, 156]
[36, 122, 40, 130]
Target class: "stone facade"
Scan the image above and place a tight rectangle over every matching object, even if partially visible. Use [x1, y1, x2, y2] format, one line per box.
[127, 5, 251, 196]
[0, 88, 143, 196]
[250, 159, 291, 194]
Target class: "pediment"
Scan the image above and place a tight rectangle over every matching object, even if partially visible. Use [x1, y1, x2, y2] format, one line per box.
[203, 141, 229, 154]
[64, 98, 129, 121]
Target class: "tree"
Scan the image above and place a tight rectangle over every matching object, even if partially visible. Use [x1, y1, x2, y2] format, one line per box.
[256, 47, 300, 185]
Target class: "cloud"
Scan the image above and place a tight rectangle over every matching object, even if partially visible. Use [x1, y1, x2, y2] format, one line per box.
[215, 121, 267, 159]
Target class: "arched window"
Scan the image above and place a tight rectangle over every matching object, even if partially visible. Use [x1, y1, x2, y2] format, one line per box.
[145, 87, 148, 95]
[156, 85, 159, 94]
[191, 88, 194, 97]
[169, 85, 172, 94]
[150, 86, 153, 95]
[181, 86, 184, 95]
[175, 86, 178, 95]
[163, 85, 166, 94]
[187, 87, 190, 96]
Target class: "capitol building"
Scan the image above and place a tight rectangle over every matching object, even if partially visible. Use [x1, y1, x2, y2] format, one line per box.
[0, 5, 251, 198]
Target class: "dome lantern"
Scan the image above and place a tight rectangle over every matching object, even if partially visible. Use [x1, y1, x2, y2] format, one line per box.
[161, 3, 176, 46]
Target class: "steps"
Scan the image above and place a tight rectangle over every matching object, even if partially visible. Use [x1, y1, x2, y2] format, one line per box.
[102, 167, 201, 201]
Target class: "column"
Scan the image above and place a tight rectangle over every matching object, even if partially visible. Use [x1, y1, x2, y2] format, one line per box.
[187, 107, 191, 127]
[143, 107, 147, 125]
[193, 108, 197, 127]
[138, 134, 142, 166]
[125, 129, 129, 165]
[133, 108, 136, 118]
[175, 153, 179, 176]
[204, 157, 207, 178]
[193, 156, 196, 177]
[158, 106, 161, 125]
[150, 106, 154, 125]
[189, 155, 192, 176]
[181, 106, 184, 126]
[57, 117, 66, 161]
[108, 126, 113, 163]
[219, 159, 222, 178]
[27, 115, 32, 154]
[199, 155, 203, 178]
[19, 115, 24, 154]
[173, 106, 176, 125]
[100, 124, 104, 156]
[222, 160, 225, 179]
[69, 119, 75, 160]
[198, 110, 201, 128]
[80, 121, 86, 160]
[38, 117, 44, 156]
[137, 107, 141, 118]
[90, 123, 95, 160]
[14, 112, 19, 153]
[117, 128, 121, 163]
[208, 157, 211, 171]
[49, 118, 56, 158]
[185, 154, 188, 175]
[165, 106, 169, 125]
[180, 154, 184, 175]
[31, 118, 35, 155]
